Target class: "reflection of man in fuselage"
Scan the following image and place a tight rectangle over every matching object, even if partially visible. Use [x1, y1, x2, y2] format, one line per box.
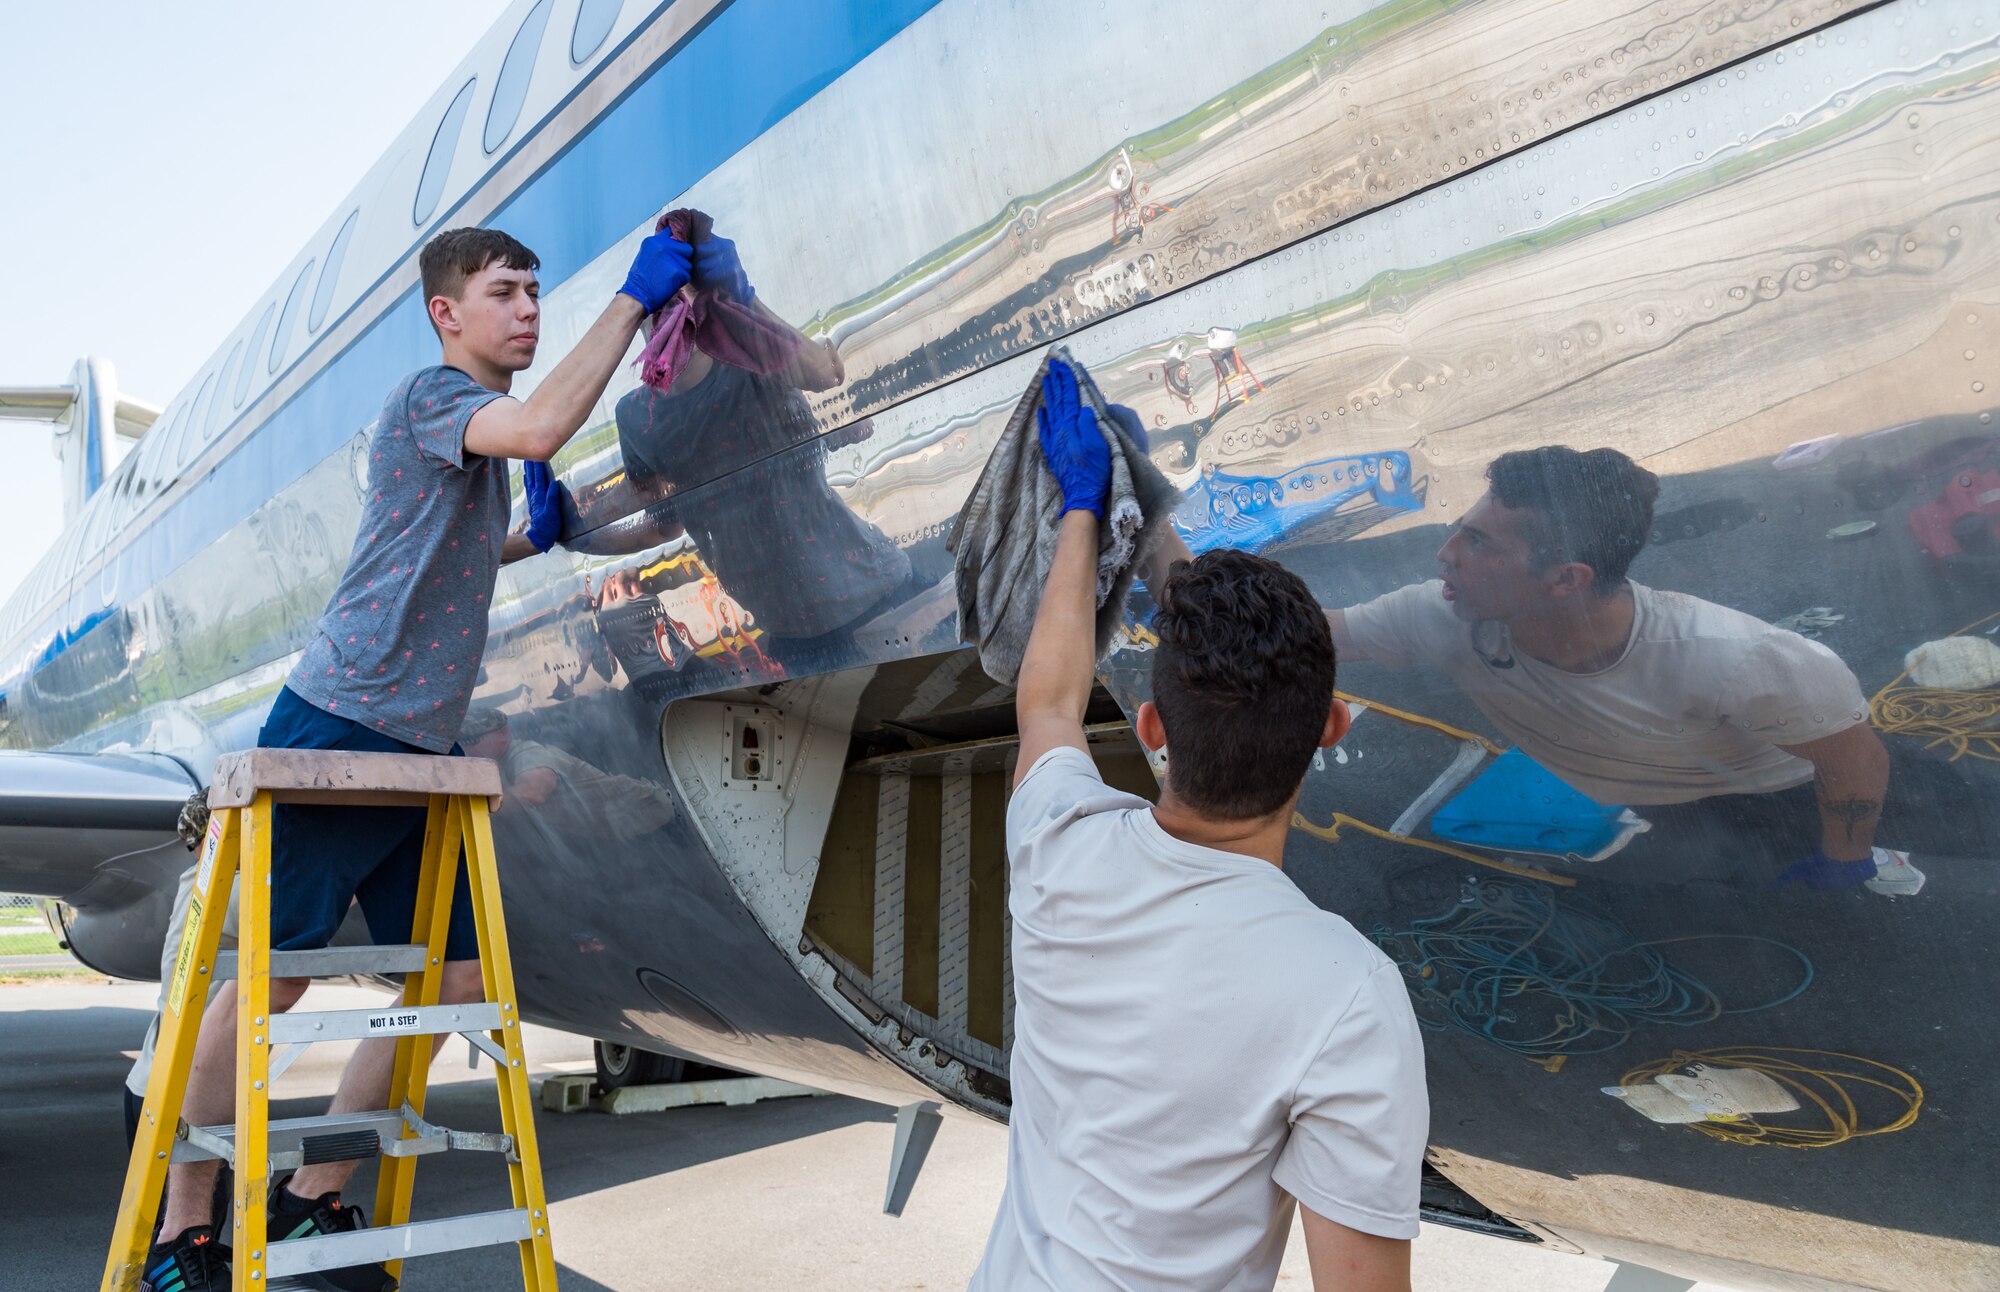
[1326, 446, 1900, 890]
[600, 244, 912, 652]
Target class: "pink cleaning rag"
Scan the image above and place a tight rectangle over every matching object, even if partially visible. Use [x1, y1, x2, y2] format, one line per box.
[636, 208, 801, 391]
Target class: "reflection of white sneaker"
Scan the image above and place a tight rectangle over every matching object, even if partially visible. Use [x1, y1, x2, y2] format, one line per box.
[1864, 848, 1926, 897]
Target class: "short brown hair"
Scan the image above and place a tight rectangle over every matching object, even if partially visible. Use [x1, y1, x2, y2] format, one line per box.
[1151, 549, 1336, 820]
[419, 227, 539, 308]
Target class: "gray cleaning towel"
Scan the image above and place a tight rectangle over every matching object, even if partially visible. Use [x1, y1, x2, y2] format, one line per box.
[949, 346, 1182, 685]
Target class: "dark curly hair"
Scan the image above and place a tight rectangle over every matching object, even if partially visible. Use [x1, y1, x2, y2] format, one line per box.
[1151, 549, 1336, 820]
[1485, 446, 1659, 591]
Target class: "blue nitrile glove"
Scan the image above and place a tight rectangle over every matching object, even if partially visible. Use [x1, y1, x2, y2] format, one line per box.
[691, 234, 755, 304]
[1106, 402, 1150, 453]
[1775, 851, 1878, 891]
[1038, 358, 1112, 517]
[522, 460, 567, 553]
[617, 227, 694, 314]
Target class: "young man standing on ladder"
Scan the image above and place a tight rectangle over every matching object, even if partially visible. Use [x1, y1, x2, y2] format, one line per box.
[142, 222, 714, 1292]
[970, 359, 1429, 1292]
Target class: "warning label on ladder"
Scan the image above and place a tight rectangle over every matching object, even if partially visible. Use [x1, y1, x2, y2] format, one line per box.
[366, 1009, 424, 1035]
[166, 894, 203, 1017]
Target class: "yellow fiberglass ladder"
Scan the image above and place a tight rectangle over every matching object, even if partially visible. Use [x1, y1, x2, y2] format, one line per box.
[101, 748, 557, 1292]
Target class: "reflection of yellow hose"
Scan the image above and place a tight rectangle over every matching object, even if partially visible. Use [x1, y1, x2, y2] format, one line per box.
[1872, 684, 2000, 762]
[1869, 612, 2000, 763]
[1618, 1047, 1922, 1149]
[1296, 691, 1568, 884]
[1292, 810, 1575, 887]
[1337, 691, 1504, 755]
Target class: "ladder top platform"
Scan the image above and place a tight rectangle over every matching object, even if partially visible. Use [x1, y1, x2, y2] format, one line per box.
[208, 749, 502, 809]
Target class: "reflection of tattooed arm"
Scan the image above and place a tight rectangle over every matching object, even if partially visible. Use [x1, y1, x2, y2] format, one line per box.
[1782, 723, 1892, 860]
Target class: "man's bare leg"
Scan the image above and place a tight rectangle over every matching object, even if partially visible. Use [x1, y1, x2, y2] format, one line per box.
[156, 976, 310, 1236]
[284, 959, 485, 1199]
[157, 959, 484, 1232]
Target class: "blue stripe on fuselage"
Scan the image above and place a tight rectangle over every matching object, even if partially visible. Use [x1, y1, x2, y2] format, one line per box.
[6, 0, 939, 688]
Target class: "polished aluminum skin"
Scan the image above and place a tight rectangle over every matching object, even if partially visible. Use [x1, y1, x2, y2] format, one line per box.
[2, 0, 1994, 1286]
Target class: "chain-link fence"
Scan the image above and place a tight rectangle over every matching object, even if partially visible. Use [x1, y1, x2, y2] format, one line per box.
[0, 896, 67, 968]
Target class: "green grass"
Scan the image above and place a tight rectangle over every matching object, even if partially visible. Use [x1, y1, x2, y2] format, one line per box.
[0, 928, 65, 958]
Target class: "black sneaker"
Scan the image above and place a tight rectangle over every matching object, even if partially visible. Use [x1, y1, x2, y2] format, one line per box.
[267, 1178, 399, 1292]
[141, 1225, 231, 1292]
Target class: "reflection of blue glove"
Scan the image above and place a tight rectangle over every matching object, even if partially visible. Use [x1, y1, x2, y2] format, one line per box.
[618, 228, 694, 314]
[1106, 402, 1150, 453]
[691, 235, 755, 304]
[1038, 358, 1112, 517]
[523, 460, 567, 552]
[1776, 851, 1878, 891]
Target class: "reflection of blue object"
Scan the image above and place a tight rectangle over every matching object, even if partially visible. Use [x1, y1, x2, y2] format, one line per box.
[1174, 449, 1421, 552]
[35, 607, 117, 670]
[1432, 748, 1629, 858]
[691, 234, 756, 304]
[1776, 852, 1878, 890]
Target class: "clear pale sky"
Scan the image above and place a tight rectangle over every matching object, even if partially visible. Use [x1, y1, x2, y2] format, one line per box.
[0, 1, 514, 604]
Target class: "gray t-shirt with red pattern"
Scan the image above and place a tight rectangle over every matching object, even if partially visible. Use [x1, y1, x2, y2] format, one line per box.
[288, 365, 509, 751]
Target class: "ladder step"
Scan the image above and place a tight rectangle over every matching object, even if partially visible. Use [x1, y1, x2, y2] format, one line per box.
[265, 1208, 532, 1279]
[300, 1130, 381, 1165]
[215, 944, 429, 981]
[172, 1105, 514, 1168]
[267, 1000, 505, 1046]
[172, 1110, 406, 1166]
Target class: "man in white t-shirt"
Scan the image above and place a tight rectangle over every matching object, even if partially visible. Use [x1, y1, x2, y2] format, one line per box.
[1327, 445, 1913, 893]
[970, 358, 1429, 1292]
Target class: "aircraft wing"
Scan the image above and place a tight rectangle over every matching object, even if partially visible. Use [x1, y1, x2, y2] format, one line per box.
[0, 749, 199, 978]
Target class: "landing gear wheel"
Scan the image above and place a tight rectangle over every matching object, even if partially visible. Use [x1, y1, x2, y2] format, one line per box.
[594, 1041, 686, 1090]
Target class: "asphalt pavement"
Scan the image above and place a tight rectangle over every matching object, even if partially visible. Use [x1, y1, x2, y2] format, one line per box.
[1, 977, 1713, 1290]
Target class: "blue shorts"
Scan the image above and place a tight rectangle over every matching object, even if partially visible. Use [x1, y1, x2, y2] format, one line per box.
[258, 687, 480, 962]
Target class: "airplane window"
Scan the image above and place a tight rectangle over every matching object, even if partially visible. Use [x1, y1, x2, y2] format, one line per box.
[134, 404, 175, 496]
[570, 0, 621, 63]
[178, 374, 217, 471]
[78, 487, 115, 557]
[210, 340, 244, 433]
[485, 0, 552, 153]
[413, 78, 478, 226]
[234, 306, 274, 409]
[308, 209, 360, 333]
[268, 258, 317, 375]
[103, 443, 136, 502]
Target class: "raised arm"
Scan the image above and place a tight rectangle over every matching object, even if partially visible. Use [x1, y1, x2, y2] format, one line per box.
[760, 301, 846, 392]
[464, 229, 692, 461]
[689, 233, 846, 392]
[1014, 359, 1113, 790]
[1016, 513, 1103, 787]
